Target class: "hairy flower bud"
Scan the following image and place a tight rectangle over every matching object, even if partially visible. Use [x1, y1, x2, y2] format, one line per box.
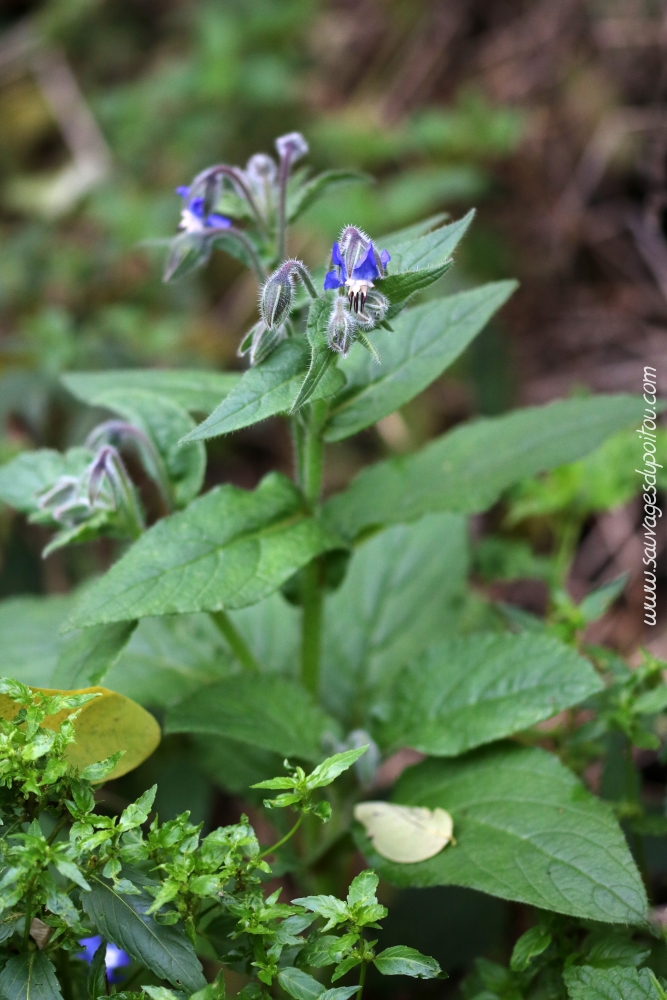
[238, 320, 287, 367]
[357, 289, 389, 329]
[327, 297, 357, 356]
[260, 265, 295, 329]
[275, 132, 309, 165]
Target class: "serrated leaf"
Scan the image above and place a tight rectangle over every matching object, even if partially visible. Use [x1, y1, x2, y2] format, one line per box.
[563, 966, 664, 1000]
[82, 874, 205, 993]
[182, 339, 344, 442]
[307, 746, 368, 788]
[0, 684, 160, 781]
[356, 744, 647, 924]
[0, 447, 92, 516]
[277, 969, 324, 1000]
[325, 282, 516, 441]
[324, 394, 648, 541]
[288, 169, 370, 221]
[347, 870, 378, 907]
[377, 633, 604, 756]
[62, 370, 240, 415]
[0, 953, 63, 1000]
[292, 299, 337, 412]
[510, 925, 552, 972]
[321, 513, 468, 723]
[86, 388, 205, 508]
[373, 946, 443, 979]
[66, 473, 341, 628]
[53, 621, 137, 688]
[384, 210, 474, 270]
[165, 674, 337, 761]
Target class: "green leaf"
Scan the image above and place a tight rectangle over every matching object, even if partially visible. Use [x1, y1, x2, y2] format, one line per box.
[277, 969, 325, 1000]
[182, 339, 344, 442]
[53, 621, 138, 688]
[321, 513, 468, 723]
[307, 746, 368, 788]
[86, 388, 205, 508]
[380, 213, 448, 250]
[563, 966, 665, 1000]
[0, 594, 72, 686]
[319, 988, 362, 1000]
[141, 989, 180, 1000]
[288, 169, 370, 221]
[356, 744, 647, 924]
[376, 263, 452, 315]
[0, 447, 91, 516]
[377, 633, 604, 756]
[88, 938, 108, 1000]
[324, 394, 649, 541]
[634, 687, 667, 715]
[82, 873, 206, 993]
[67, 473, 341, 628]
[165, 675, 338, 761]
[163, 232, 210, 281]
[0, 953, 63, 1000]
[579, 575, 628, 624]
[373, 946, 443, 979]
[324, 282, 516, 441]
[510, 925, 552, 972]
[384, 210, 475, 270]
[347, 870, 378, 907]
[62, 370, 240, 415]
[292, 299, 336, 412]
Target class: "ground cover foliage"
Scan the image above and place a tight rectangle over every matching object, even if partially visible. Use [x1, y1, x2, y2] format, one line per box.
[0, 109, 666, 1000]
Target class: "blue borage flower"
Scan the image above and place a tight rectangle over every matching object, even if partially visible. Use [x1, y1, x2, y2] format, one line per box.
[78, 935, 131, 982]
[324, 226, 391, 313]
[176, 186, 231, 234]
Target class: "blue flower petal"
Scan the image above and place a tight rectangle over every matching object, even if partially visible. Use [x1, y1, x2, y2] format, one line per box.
[380, 249, 391, 267]
[105, 944, 131, 974]
[206, 214, 232, 229]
[324, 271, 344, 290]
[352, 243, 380, 282]
[175, 186, 190, 199]
[78, 936, 102, 964]
[331, 241, 345, 268]
[189, 197, 205, 218]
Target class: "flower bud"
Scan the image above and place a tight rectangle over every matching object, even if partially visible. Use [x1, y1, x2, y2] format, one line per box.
[246, 153, 277, 187]
[327, 297, 357, 356]
[238, 320, 287, 367]
[260, 264, 295, 329]
[339, 225, 371, 275]
[275, 132, 309, 164]
[358, 289, 389, 329]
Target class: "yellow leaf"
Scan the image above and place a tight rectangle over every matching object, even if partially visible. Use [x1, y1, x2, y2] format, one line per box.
[0, 686, 160, 780]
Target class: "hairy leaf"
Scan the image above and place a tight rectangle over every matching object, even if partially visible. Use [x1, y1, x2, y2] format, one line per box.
[356, 745, 647, 924]
[0, 952, 63, 1000]
[292, 298, 337, 411]
[325, 282, 516, 441]
[67, 473, 341, 628]
[377, 633, 604, 755]
[324, 394, 648, 540]
[377, 263, 452, 315]
[563, 966, 664, 1000]
[61, 370, 240, 415]
[165, 675, 338, 761]
[383, 210, 474, 269]
[82, 875, 205, 992]
[182, 339, 343, 442]
[53, 621, 138, 688]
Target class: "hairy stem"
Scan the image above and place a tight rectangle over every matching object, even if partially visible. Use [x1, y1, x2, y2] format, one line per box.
[219, 226, 267, 283]
[211, 611, 261, 672]
[258, 815, 304, 859]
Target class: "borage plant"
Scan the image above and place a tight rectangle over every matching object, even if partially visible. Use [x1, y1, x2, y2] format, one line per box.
[0, 132, 663, 1000]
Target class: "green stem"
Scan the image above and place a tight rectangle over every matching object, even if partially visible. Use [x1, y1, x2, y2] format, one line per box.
[301, 559, 323, 695]
[22, 882, 34, 948]
[357, 962, 367, 1000]
[58, 949, 74, 1000]
[258, 815, 304, 858]
[211, 611, 261, 672]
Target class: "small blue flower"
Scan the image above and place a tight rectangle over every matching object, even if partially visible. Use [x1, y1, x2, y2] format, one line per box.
[78, 935, 131, 982]
[176, 188, 231, 233]
[323, 228, 391, 312]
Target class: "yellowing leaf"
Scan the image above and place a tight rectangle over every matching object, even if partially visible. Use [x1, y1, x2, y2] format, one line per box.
[0, 686, 160, 780]
[353, 801, 453, 863]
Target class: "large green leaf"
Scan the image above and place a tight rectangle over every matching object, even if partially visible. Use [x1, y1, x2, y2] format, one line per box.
[376, 633, 604, 755]
[82, 873, 205, 992]
[61, 369, 240, 415]
[0, 595, 72, 686]
[182, 339, 344, 441]
[320, 513, 469, 725]
[325, 282, 516, 442]
[165, 675, 339, 761]
[227, 592, 300, 674]
[193, 733, 282, 793]
[379, 213, 448, 249]
[383, 210, 475, 269]
[0, 447, 91, 515]
[288, 169, 370, 221]
[324, 394, 648, 541]
[67, 473, 341, 628]
[53, 621, 138, 688]
[84, 388, 205, 508]
[356, 744, 647, 924]
[0, 952, 62, 1000]
[564, 966, 663, 1000]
